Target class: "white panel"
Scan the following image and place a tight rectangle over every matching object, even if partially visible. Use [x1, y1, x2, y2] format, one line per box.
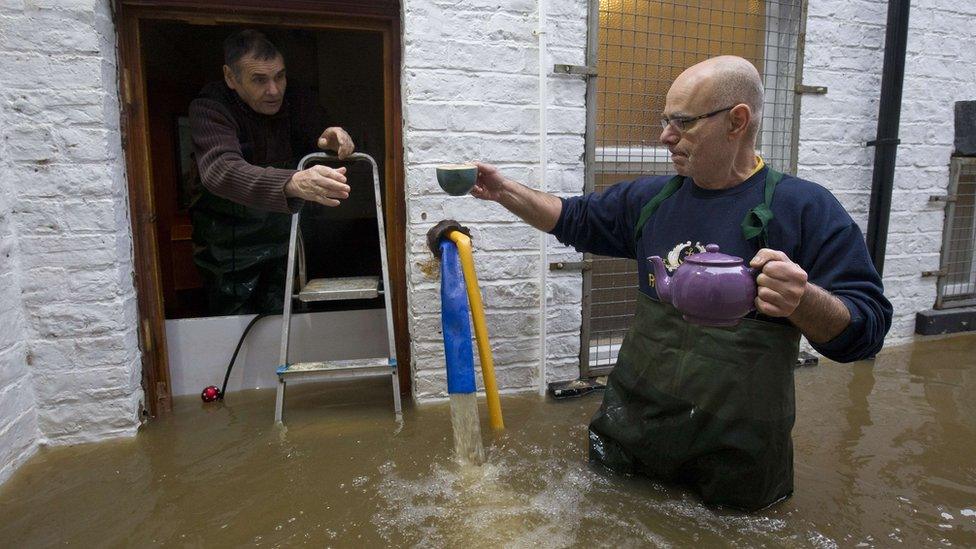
[166, 309, 389, 396]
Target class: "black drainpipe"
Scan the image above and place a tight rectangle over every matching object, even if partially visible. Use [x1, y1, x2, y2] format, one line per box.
[865, 0, 912, 276]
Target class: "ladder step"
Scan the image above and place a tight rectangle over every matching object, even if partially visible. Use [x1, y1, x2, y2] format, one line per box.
[297, 276, 380, 302]
[277, 358, 392, 382]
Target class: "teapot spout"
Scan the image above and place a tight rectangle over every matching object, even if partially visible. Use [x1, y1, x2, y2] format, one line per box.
[648, 256, 673, 303]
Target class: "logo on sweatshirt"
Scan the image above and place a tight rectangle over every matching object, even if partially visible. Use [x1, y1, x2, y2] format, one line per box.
[665, 240, 705, 272]
[649, 241, 706, 289]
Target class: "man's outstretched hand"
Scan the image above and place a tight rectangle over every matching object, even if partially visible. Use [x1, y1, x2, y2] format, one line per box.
[317, 127, 355, 159]
[468, 161, 563, 232]
[285, 165, 350, 207]
[470, 162, 508, 201]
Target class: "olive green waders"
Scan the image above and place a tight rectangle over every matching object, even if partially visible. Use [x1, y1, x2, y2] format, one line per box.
[191, 188, 291, 315]
[588, 169, 802, 511]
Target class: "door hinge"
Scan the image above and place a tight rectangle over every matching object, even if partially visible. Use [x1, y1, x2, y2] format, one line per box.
[155, 381, 171, 412]
[929, 194, 957, 203]
[140, 317, 153, 354]
[553, 64, 598, 77]
[550, 260, 593, 271]
[921, 269, 947, 277]
[121, 68, 133, 107]
[795, 84, 827, 95]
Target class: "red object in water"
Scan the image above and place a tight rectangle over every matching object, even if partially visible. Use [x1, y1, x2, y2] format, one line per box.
[201, 385, 221, 402]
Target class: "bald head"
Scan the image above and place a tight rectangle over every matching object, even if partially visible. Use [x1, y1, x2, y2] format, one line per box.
[673, 56, 764, 141]
[661, 56, 767, 185]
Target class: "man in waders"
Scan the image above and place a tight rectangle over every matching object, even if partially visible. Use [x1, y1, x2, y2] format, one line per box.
[470, 55, 892, 511]
[189, 29, 355, 315]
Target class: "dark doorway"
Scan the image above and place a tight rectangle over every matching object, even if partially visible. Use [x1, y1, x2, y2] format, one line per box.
[141, 22, 388, 319]
[116, 2, 408, 416]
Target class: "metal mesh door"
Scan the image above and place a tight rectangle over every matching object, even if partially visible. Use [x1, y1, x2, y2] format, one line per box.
[935, 158, 976, 308]
[581, 0, 807, 376]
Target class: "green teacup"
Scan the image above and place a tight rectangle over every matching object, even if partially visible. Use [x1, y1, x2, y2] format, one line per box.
[435, 164, 478, 196]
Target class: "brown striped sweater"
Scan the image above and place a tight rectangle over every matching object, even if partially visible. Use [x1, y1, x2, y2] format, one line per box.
[188, 81, 332, 213]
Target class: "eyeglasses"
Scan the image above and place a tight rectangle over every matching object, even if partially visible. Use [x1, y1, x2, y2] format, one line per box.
[660, 106, 735, 132]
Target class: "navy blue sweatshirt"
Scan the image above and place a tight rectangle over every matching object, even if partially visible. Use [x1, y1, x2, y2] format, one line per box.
[550, 166, 892, 363]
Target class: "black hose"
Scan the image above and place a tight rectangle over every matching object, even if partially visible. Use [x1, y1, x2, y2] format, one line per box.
[219, 312, 272, 400]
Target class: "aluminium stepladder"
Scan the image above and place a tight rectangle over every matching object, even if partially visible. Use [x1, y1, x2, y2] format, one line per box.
[274, 152, 402, 424]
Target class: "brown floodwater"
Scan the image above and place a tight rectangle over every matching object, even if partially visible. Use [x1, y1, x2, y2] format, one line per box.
[2, 335, 975, 547]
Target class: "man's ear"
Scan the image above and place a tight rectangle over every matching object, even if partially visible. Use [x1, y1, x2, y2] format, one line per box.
[223, 65, 238, 90]
[728, 104, 751, 138]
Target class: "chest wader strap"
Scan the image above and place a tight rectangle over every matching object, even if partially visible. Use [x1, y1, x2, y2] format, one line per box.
[632, 168, 784, 251]
[633, 175, 683, 246]
[740, 169, 784, 249]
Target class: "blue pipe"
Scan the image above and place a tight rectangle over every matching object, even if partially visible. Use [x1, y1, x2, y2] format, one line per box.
[440, 240, 476, 394]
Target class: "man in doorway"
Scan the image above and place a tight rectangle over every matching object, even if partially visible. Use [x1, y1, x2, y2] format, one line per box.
[189, 29, 355, 315]
[470, 55, 892, 510]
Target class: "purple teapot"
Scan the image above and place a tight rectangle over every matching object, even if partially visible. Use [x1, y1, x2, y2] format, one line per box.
[648, 244, 757, 327]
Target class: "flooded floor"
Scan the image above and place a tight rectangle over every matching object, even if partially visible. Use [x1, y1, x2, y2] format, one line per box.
[2, 335, 976, 547]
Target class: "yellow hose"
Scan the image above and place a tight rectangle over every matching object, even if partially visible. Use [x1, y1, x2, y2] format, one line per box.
[447, 231, 504, 430]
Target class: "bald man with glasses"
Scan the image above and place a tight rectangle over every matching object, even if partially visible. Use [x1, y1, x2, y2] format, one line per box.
[470, 55, 891, 511]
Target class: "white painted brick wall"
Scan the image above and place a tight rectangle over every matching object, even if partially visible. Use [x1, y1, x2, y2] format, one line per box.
[0, 99, 41, 485]
[403, 0, 587, 400]
[0, 0, 969, 483]
[407, 0, 976, 399]
[798, 0, 976, 346]
[0, 0, 142, 464]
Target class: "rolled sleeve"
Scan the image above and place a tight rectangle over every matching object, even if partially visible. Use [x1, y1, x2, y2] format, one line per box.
[189, 98, 298, 213]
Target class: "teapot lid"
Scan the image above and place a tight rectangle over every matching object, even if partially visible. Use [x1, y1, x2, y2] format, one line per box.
[684, 244, 744, 266]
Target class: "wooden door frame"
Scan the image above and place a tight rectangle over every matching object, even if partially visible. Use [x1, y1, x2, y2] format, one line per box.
[115, 0, 410, 416]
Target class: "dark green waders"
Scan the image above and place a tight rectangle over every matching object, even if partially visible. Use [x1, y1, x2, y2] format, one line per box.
[588, 169, 802, 511]
[191, 188, 291, 315]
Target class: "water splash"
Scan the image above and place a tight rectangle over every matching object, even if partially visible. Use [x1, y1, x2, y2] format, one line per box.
[370, 454, 607, 547]
[449, 393, 484, 465]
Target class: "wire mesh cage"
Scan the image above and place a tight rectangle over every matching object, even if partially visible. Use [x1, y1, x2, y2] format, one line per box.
[935, 158, 976, 309]
[581, 0, 806, 375]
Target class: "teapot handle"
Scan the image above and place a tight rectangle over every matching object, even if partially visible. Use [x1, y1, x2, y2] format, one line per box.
[746, 266, 760, 313]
